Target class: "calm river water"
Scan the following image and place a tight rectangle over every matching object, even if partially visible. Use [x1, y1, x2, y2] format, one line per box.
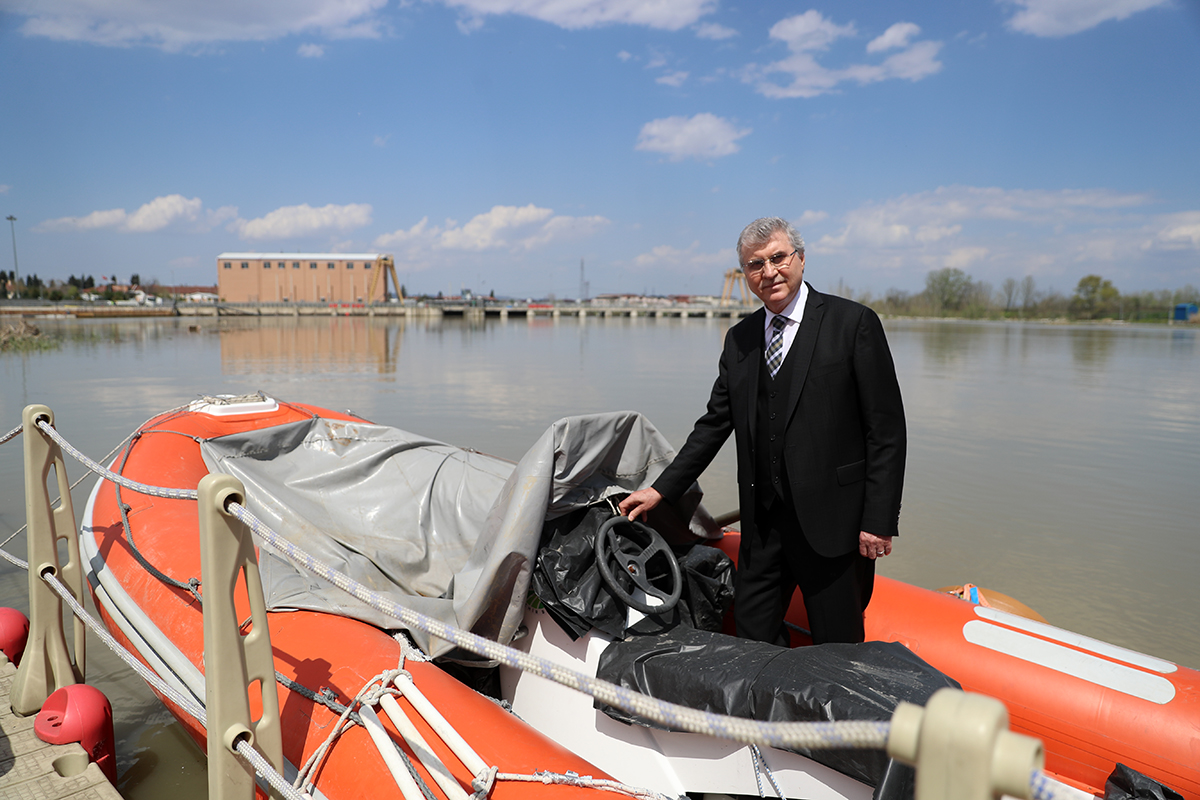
[1, 313, 1198, 797]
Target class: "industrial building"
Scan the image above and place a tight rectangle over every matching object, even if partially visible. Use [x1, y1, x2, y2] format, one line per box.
[216, 253, 397, 304]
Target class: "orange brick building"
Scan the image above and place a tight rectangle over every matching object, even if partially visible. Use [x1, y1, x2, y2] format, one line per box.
[216, 253, 395, 303]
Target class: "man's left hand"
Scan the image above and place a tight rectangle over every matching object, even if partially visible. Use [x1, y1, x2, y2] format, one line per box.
[860, 531, 893, 560]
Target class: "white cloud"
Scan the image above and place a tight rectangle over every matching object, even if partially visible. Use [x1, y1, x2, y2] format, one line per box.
[1002, 0, 1170, 37]
[797, 210, 829, 226]
[631, 243, 736, 273]
[695, 22, 736, 40]
[617, 50, 633, 61]
[298, 43, 325, 57]
[441, 0, 716, 33]
[34, 194, 217, 233]
[15, 0, 387, 51]
[1146, 212, 1200, 251]
[440, 204, 553, 250]
[769, 10, 856, 52]
[374, 204, 609, 257]
[657, 71, 689, 87]
[124, 194, 203, 232]
[867, 22, 921, 53]
[819, 186, 1153, 253]
[809, 185, 1200, 288]
[37, 208, 127, 233]
[745, 11, 942, 99]
[944, 246, 989, 269]
[635, 113, 751, 161]
[230, 203, 373, 240]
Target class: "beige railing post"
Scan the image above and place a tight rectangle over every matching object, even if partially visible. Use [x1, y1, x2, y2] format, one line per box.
[197, 473, 284, 800]
[10, 404, 85, 715]
[888, 688, 1045, 800]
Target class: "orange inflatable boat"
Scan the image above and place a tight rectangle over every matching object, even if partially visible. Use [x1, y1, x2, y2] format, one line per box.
[711, 532, 1200, 798]
[77, 395, 1199, 800]
[80, 397, 623, 800]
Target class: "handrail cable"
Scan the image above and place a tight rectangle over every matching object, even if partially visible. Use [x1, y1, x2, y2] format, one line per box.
[7, 414, 1097, 800]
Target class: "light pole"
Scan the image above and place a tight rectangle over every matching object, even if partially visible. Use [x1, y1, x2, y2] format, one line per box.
[5, 215, 16, 284]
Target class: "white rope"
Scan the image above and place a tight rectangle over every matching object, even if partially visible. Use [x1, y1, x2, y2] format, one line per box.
[35, 418, 198, 501]
[12, 417, 1094, 800]
[750, 743, 785, 798]
[14, 416, 889, 754]
[233, 738, 314, 800]
[229, 500, 890, 754]
[494, 771, 674, 799]
[0, 424, 20, 445]
[0, 415, 146, 558]
[41, 569, 208, 725]
[41, 569, 316, 800]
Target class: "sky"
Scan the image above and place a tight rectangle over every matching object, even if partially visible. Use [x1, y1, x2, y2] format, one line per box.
[1, 0, 1198, 300]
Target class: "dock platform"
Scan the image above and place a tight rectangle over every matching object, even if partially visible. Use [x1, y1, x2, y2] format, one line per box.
[0, 660, 122, 800]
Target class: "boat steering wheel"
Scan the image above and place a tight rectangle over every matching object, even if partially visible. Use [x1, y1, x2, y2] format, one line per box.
[594, 515, 683, 615]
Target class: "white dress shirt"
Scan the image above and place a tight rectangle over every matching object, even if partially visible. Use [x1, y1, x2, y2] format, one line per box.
[763, 282, 809, 366]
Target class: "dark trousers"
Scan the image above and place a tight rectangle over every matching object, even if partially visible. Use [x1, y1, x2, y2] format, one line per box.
[734, 501, 875, 646]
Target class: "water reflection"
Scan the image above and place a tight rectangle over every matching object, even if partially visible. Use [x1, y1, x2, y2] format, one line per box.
[218, 317, 406, 375]
[916, 320, 992, 367]
[1069, 326, 1117, 370]
[1170, 328, 1196, 356]
[1, 315, 1198, 800]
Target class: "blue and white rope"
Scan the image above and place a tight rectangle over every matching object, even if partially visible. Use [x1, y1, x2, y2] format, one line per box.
[41, 569, 312, 800]
[229, 500, 890, 753]
[7, 415, 1102, 800]
[41, 569, 207, 724]
[494, 771, 673, 799]
[1, 424, 20, 446]
[35, 418, 198, 501]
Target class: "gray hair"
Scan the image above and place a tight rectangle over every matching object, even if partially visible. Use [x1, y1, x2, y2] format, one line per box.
[736, 217, 805, 266]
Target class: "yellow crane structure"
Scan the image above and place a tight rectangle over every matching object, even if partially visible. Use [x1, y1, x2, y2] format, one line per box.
[720, 267, 751, 306]
[367, 256, 402, 304]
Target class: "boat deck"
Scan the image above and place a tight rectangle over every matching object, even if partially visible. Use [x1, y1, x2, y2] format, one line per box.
[0, 660, 122, 800]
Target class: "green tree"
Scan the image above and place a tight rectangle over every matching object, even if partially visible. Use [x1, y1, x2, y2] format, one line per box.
[924, 268, 973, 315]
[1001, 278, 1018, 312]
[1071, 275, 1120, 319]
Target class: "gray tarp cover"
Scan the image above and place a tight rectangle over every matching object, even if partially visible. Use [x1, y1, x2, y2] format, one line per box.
[199, 411, 701, 656]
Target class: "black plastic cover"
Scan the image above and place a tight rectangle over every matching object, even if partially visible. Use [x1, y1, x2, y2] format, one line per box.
[1106, 764, 1186, 800]
[531, 506, 734, 640]
[595, 622, 960, 796]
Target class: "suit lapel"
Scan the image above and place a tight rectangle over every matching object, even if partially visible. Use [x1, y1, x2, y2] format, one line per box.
[786, 285, 824, 424]
[734, 308, 765, 435]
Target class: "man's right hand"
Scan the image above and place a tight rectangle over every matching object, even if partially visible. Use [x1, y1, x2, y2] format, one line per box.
[618, 487, 663, 522]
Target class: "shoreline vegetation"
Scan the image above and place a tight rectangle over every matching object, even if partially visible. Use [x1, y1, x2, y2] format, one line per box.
[0, 320, 56, 352]
[833, 269, 1200, 324]
[2, 267, 1198, 325]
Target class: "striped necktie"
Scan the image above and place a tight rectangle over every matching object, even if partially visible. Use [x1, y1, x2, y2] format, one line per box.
[765, 315, 787, 378]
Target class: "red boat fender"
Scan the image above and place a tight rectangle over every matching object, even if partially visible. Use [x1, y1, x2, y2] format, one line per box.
[0, 607, 29, 666]
[35, 684, 118, 785]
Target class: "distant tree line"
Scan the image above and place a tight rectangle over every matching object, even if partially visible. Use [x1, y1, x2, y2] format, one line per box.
[1, 271, 150, 302]
[835, 268, 1200, 323]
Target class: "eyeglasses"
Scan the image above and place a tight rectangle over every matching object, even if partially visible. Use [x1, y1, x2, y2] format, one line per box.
[742, 249, 798, 276]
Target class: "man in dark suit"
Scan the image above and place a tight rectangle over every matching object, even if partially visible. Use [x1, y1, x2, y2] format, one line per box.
[619, 217, 906, 645]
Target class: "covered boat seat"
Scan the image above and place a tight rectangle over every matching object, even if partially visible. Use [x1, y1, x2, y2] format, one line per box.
[596, 622, 960, 798]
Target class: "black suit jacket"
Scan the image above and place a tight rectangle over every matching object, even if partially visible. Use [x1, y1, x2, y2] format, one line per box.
[653, 285, 906, 558]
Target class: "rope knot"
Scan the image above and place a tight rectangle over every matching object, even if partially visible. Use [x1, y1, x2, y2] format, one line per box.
[470, 765, 498, 798]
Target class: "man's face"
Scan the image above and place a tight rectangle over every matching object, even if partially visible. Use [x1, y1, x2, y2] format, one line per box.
[743, 230, 804, 314]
